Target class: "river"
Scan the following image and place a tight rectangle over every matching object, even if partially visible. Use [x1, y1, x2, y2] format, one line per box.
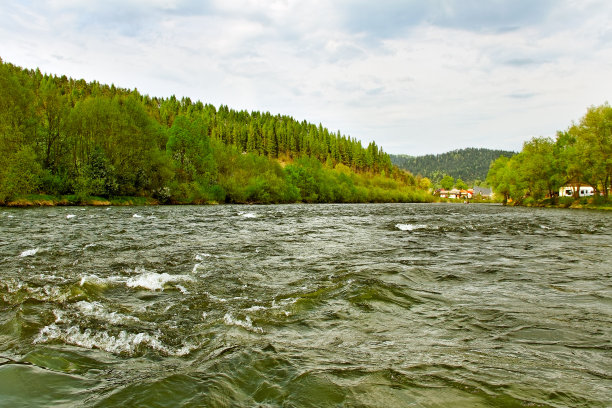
[1, 203, 610, 407]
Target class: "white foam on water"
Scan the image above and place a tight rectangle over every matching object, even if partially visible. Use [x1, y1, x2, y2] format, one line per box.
[73, 301, 141, 325]
[132, 214, 142, 218]
[83, 243, 97, 250]
[34, 324, 196, 356]
[66, 214, 76, 219]
[395, 223, 427, 231]
[79, 274, 100, 286]
[195, 254, 211, 261]
[79, 274, 118, 287]
[205, 292, 227, 303]
[19, 248, 39, 257]
[176, 285, 189, 295]
[244, 305, 267, 312]
[223, 313, 263, 333]
[80, 270, 193, 292]
[52, 309, 65, 323]
[540, 225, 551, 230]
[126, 272, 193, 291]
[36, 273, 67, 283]
[238, 211, 256, 218]
[192, 263, 201, 273]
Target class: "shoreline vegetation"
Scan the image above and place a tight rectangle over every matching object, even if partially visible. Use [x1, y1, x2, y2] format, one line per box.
[0, 58, 434, 206]
[485, 103, 611, 210]
[2, 190, 436, 207]
[509, 196, 612, 211]
[6, 195, 610, 211]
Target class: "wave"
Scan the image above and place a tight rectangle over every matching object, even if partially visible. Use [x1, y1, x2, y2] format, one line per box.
[244, 305, 267, 312]
[73, 301, 142, 325]
[223, 313, 263, 333]
[126, 272, 194, 291]
[34, 323, 196, 356]
[395, 224, 427, 231]
[79, 271, 194, 292]
[19, 248, 39, 257]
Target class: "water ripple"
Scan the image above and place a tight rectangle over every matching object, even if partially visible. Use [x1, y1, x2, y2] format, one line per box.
[0, 204, 611, 407]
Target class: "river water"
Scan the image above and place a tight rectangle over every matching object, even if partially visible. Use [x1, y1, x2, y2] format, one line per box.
[0, 203, 610, 407]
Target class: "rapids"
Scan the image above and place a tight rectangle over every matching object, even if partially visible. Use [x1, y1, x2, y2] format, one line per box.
[1, 204, 611, 407]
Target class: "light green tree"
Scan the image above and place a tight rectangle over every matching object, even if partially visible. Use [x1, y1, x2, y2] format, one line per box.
[455, 178, 468, 190]
[440, 175, 454, 190]
[517, 137, 561, 199]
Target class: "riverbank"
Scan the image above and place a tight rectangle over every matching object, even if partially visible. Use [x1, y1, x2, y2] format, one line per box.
[514, 196, 612, 210]
[1, 192, 436, 207]
[2, 194, 160, 207]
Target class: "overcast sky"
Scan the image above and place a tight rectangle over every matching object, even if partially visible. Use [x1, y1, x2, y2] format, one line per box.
[1, 1, 611, 155]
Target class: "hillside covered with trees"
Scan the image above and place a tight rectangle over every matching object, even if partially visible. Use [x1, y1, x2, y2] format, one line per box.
[390, 148, 516, 186]
[0, 59, 432, 205]
[487, 104, 611, 205]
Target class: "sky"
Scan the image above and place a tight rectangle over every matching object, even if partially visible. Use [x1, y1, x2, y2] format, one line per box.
[1, 1, 611, 155]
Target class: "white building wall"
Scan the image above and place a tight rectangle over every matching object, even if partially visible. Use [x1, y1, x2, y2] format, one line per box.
[559, 185, 594, 197]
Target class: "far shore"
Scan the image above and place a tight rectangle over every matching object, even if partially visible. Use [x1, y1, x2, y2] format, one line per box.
[2, 194, 610, 210]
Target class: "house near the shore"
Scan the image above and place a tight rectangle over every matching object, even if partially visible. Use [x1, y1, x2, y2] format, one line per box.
[559, 183, 595, 197]
[437, 188, 473, 199]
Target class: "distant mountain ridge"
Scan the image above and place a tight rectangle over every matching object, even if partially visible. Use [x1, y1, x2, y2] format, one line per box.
[390, 148, 516, 183]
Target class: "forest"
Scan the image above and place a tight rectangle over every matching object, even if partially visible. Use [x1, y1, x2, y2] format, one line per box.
[390, 148, 516, 187]
[486, 104, 611, 205]
[0, 59, 432, 205]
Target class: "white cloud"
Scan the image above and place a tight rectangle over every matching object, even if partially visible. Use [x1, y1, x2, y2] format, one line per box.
[0, 0, 611, 154]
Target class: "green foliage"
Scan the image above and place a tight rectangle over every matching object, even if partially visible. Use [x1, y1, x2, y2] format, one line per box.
[82, 146, 118, 197]
[391, 148, 516, 184]
[0, 59, 430, 205]
[440, 175, 454, 190]
[0, 145, 42, 202]
[486, 103, 612, 205]
[455, 178, 468, 190]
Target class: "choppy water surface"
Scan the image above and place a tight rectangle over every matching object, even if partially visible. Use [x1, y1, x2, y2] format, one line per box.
[1, 203, 611, 407]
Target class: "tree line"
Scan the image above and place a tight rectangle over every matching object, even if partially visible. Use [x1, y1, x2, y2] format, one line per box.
[486, 104, 611, 204]
[390, 148, 516, 186]
[0, 58, 431, 204]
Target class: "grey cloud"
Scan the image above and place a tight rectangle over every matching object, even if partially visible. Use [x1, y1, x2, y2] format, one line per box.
[432, 0, 556, 31]
[338, 0, 556, 39]
[339, 0, 429, 38]
[504, 58, 549, 67]
[28, 1, 216, 38]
